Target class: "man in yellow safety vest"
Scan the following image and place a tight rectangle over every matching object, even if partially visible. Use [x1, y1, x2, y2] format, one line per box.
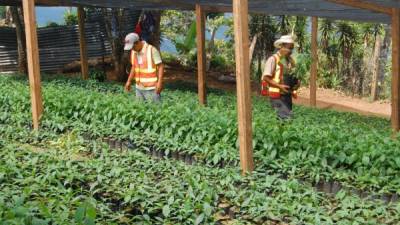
[124, 32, 164, 103]
[261, 35, 300, 120]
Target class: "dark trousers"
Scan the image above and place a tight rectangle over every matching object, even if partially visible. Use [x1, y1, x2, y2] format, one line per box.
[270, 94, 293, 120]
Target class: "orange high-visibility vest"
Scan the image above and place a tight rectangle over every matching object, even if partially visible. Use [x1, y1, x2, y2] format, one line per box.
[131, 43, 158, 88]
[262, 53, 296, 99]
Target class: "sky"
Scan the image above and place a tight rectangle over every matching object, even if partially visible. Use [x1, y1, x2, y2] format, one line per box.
[35, 7, 72, 27]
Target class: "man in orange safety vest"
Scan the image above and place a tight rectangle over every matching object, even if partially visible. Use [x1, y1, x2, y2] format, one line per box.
[124, 32, 164, 103]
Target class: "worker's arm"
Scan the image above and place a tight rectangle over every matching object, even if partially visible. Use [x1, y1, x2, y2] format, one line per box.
[152, 47, 164, 94]
[125, 66, 135, 92]
[155, 63, 164, 94]
[263, 75, 290, 93]
[262, 56, 289, 93]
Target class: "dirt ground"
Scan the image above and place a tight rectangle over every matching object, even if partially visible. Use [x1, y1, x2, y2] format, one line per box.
[163, 66, 391, 119]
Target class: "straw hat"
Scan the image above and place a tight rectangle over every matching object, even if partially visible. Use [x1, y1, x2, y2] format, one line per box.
[274, 35, 295, 49]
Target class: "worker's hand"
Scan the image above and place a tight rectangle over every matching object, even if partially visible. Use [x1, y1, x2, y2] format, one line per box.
[279, 84, 290, 93]
[155, 82, 163, 94]
[124, 82, 131, 92]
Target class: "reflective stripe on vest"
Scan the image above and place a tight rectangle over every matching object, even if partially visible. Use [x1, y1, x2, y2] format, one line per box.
[131, 43, 158, 88]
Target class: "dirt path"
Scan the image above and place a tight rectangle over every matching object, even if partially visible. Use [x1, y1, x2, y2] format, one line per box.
[164, 67, 391, 119]
[295, 87, 391, 118]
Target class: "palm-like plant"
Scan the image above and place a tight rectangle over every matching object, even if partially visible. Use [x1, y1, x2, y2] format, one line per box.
[337, 21, 359, 89]
[320, 19, 335, 55]
[293, 16, 307, 53]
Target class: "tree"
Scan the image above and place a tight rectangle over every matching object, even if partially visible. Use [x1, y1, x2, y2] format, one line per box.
[337, 21, 358, 93]
[64, 10, 78, 26]
[293, 16, 307, 53]
[102, 8, 126, 82]
[205, 13, 226, 71]
[86, 7, 141, 81]
[10, 6, 26, 74]
[249, 15, 277, 80]
[370, 25, 390, 100]
[161, 11, 195, 43]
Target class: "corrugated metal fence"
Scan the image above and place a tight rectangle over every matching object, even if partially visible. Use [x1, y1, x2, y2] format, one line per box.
[0, 27, 19, 72]
[0, 9, 141, 73]
[0, 23, 112, 72]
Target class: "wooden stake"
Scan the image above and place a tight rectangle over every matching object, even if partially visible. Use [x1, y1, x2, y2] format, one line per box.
[196, 4, 206, 105]
[78, 6, 89, 80]
[310, 17, 318, 107]
[392, 8, 400, 132]
[233, 0, 254, 174]
[22, 0, 43, 130]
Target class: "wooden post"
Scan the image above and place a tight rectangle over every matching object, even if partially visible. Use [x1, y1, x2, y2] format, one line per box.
[310, 17, 318, 107]
[392, 8, 400, 132]
[78, 6, 89, 80]
[196, 4, 206, 105]
[233, 0, 254, 174]
[22, 0, 43, 130]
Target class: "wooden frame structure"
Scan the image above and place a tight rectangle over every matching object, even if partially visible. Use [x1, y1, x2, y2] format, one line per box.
[310, 17, 318, 107]
[22, 0, 43, 130]
[1, 0, 399, 174]
[195, 4, 206, 105]
[77, 6, 89, 80]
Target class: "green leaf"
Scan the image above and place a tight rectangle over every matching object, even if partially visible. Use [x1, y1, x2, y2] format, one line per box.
[86, 203, 96, 220]
[84, 218, 95, 225]
[168, 196, 174, 205]
[32, 218, 48, 225]
[194, 214, 205, 225]
[75, 204, 86, 223]
[270, 149, 277, 159]
[162, 205, 170, 217]
[362, 156, 370, 165]
[203, 203, 212, 216]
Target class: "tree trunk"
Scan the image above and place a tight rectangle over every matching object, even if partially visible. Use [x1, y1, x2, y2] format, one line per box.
[206, 27, 217, 72]
[370, 35, 382, 101]
[5, 6, 12, 26]
[149, 10, 161, 50]
[103, 8, 125, 82]
[249, 33, 258, 64]
[10, 6, 26, 74]
[362, 37, 371, 95]
[377, 26, 391, 98]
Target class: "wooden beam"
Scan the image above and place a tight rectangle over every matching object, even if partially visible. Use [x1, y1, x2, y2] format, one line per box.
[2, 0, 71, 6]
[78, 6, 89, 80]
[310, 17, 318, 107]
[392, 8, 400, 132]
[202, 5, 232, 13]
[22, 0, 43, 130]
[326, 0, 392, 15]
[196, 4, 207, 105]
[233, 0, 254, 174]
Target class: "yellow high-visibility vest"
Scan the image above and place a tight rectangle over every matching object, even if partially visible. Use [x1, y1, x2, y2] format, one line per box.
[131, 43, 158, 88]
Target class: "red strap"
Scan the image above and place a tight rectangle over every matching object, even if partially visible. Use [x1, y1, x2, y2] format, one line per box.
[135, 23, 142, 35]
